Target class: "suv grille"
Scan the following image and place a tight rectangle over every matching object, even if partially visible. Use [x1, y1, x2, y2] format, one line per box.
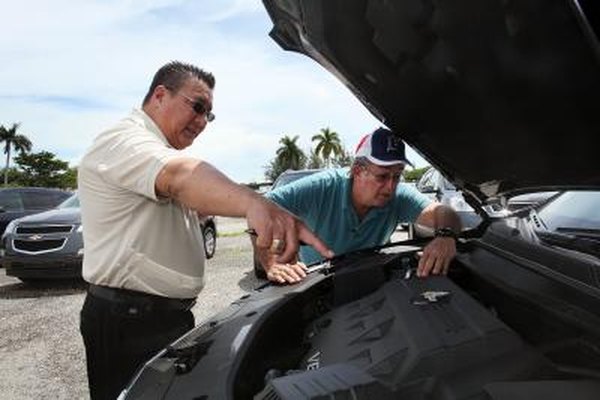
[13, 239, 66, 253]
[16, 225, 74, 234]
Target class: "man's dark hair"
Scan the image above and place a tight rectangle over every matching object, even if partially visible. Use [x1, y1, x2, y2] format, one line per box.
[142, 61, 215, 105]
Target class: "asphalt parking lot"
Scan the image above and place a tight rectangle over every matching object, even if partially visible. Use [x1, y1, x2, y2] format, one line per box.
[0, 217, 408, 399]
[0, 217, 260, 400]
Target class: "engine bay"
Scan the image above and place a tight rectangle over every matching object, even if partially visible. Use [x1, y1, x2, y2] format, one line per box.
[232, 245, 600, 399]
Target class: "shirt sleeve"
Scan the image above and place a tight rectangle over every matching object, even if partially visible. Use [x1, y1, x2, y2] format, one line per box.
[266, 177, 319, 217]
[95, 126, 182, 201]
[394, 183, 432, 222]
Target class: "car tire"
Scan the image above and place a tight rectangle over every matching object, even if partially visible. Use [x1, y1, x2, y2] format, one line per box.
[202, 224, 217, 259]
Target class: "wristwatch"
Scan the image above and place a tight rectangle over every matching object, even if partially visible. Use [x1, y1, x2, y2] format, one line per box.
[434, 227, 458, 240]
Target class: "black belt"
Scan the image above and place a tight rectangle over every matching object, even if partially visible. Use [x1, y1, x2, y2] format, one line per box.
[88, 284, 196, 312]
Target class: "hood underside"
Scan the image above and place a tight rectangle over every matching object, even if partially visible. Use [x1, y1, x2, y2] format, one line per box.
[263, 0, 600, 203]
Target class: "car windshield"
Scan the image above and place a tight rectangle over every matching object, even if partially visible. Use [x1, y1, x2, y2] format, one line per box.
[538, 191, 600, 232]
[58, 194, 80, 209]
[534, 191, 600, 257]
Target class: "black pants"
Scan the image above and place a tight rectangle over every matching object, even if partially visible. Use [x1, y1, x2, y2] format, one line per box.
[80, 292, 194, 400]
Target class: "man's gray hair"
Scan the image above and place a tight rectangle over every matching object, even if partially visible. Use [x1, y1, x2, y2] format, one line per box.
[352, 156, 370, 168]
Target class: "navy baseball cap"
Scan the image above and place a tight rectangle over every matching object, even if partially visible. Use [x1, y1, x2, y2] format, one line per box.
[355, 127, 413, 167]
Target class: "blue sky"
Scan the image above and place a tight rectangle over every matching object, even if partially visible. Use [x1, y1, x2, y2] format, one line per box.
[1, 0, 428, 183]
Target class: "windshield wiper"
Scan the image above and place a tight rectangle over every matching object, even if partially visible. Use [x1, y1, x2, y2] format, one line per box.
[535, 228, 600, 258]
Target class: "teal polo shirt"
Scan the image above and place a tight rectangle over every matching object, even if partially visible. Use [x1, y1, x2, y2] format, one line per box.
[266, 168, 431, 264]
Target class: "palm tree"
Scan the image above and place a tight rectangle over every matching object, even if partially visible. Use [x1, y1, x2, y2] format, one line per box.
[307, 149, 326, 169]
[276, 135, 305, 171]
[311, 127, 343, 167]
[0, 123, 32, 186]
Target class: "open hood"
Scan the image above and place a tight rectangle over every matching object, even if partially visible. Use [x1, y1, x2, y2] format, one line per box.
[263, 0, 600, 204]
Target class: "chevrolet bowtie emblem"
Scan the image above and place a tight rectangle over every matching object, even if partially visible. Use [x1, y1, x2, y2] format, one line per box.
[28, 234, 43, 241]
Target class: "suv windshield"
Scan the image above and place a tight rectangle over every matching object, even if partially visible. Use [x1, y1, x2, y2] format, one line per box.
[58, 194, 80, 209]
[534, 191, 600, 257]
[538, 191, 600, 232]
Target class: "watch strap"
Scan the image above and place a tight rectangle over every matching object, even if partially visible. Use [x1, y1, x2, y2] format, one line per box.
[434, 227, 458, 240]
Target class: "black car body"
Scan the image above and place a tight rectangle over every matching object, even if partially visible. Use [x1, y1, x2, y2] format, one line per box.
[0, 187, 72, 236]
[505, 190, 560, 211]
[3, 195, 218, 282]
[123, 1, 600, 399]
[415, 168, 558, 227]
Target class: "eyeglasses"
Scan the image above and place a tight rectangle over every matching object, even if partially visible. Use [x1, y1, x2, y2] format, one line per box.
[176, 92, 215, 122]
[166, 87, 215, 122]
[362, 166, 403, 184]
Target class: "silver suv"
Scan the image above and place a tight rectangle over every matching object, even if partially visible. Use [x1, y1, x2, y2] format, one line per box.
[416, 168, 481, 228]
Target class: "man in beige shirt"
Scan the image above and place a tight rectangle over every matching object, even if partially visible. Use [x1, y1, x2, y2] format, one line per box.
[78, 61, 333, 400]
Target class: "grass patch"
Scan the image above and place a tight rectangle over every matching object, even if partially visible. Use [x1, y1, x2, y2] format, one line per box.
[217, 230, 246, 238]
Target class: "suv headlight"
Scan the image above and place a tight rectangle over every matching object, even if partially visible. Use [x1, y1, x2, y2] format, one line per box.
[3, 220, 18, 236]
[76, 224, 83, 233]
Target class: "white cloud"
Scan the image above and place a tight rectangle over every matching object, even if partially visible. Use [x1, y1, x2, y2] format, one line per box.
[0, 1, 427, 183]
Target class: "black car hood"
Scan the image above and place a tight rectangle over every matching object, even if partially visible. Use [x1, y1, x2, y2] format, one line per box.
[263, 0, 600, 204]
[17, 208, 81, 225]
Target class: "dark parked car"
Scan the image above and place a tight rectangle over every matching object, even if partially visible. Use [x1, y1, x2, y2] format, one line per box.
[253, 169, 323, 279]
[2, 193, 83, 281]
[2, 194, 217, 282]
[122, 2, 600, 399]
[0, 187, 72, 236]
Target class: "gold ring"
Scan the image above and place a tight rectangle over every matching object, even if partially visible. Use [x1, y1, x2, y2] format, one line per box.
[270, 238, 285, 253]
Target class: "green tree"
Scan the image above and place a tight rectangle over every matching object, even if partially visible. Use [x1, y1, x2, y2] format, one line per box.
[306, 149, 326, 169]
[0, 167, 25, 187]
[275, 135, 306, 170]
[59, 166, 78, 189]
[311, 127, 343, 167]
[265, 135, 307, 182]
[14, 151, 70, 188]
[331, 147, 353, 168]
[0, 123, 32, 186]
[403, 166, 431, 182]
[264, 157, 290, 182]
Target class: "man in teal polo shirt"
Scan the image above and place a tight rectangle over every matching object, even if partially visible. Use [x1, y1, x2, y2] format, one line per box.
[260, 127, 462, 284]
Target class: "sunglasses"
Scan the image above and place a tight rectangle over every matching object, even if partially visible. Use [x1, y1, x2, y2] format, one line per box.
[165, 86, 215, 122]
[176, 92, 215, 122]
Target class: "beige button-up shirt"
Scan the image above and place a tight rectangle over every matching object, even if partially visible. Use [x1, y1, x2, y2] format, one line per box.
[78, 108, 205, 298]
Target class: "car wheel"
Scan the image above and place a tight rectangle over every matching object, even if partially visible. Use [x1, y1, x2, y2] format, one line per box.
[202, 224, 217, 259]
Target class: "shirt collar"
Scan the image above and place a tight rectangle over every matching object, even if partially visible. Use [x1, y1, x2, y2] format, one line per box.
[131, 108, 173, 148]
